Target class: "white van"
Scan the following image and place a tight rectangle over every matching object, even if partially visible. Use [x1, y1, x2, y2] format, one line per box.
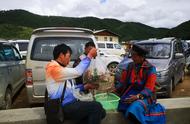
[97, 41, 125, 56]
[25, 27, 122, 104]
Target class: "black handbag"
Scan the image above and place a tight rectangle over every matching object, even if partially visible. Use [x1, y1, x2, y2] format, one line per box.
[44, 82, 67, 124]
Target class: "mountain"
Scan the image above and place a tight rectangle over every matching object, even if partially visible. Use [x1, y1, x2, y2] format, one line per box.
[168, 20, 190, 39]
[0, 9, 188, 41]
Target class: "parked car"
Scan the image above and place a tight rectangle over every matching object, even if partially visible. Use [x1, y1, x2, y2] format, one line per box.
[99, 51, 123, 73]
[0, 40, 25, 109]
[97, 41, 126, 56]
[115, 37, 186, 97]
[9, 40, 29, 59]
[26, 27, 120, 104]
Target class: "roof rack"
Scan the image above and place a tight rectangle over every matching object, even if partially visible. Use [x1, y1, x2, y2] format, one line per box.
[32, 27, 94, 34]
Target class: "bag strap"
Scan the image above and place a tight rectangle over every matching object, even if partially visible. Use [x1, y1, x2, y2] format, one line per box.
[60, 81, 67, 102]
[45, 81, 67, 102]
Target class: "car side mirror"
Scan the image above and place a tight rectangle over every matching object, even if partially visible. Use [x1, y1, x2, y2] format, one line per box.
[174, 53, 184, 59]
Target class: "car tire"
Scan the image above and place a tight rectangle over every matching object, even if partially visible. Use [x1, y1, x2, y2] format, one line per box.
[166, 79, 173, 98]
[107, 62, 118, 74]
[3, 88, 12, 109]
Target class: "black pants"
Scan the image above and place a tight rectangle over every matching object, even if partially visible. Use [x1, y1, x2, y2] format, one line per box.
[63, 101, 106, 124]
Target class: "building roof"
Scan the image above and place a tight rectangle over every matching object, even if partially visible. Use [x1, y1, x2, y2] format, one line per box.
[93, 29, 120, 36]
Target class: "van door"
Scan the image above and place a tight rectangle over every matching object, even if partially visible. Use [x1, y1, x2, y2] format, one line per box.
[106, 43, 114, 54]
[173, 41, 185, 84]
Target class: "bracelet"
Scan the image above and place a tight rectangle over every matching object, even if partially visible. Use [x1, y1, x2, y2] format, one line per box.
[136, 94, 144, 99]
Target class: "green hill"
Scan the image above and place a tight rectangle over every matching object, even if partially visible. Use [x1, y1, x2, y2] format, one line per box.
[0, 9, 189, 41]
[0, 24, 33, 40]
[168, 20, 190, 39]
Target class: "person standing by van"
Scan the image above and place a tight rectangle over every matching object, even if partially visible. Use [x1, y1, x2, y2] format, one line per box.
[73, 41, 96, 85]
[45, 43, 106, 124]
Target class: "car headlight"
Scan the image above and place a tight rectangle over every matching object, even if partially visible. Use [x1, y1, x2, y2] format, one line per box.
[156, 70, 169, 77]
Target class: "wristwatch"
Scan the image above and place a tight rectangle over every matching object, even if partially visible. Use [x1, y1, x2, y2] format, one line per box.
[136, 94, 144, 99]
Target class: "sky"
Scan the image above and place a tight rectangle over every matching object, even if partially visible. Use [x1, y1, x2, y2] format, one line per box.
[0, 0, 190, 28]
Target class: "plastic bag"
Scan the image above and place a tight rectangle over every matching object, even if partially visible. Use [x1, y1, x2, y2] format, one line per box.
[83, 57, 114, 91]
[73, 88, 94, 101]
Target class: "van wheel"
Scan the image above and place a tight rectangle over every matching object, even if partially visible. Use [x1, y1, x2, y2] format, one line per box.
[3, 88, 12, 109]
[107, 62, 118, 73]
[166, 79, 173, 98]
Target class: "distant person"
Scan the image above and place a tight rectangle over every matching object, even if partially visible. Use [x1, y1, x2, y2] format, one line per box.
[45, 43, 106, 124]
[73, 41, 96, 85]
[114, 44, 166, 124]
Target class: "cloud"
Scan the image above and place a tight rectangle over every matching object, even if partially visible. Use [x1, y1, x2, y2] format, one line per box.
[0, 0, 190, 28]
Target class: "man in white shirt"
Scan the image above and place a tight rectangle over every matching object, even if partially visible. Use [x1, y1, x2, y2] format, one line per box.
[46, 43, 106, 124]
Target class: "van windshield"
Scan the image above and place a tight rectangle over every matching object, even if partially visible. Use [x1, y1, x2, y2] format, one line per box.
[106, 43, 113, 49]
[114, 44, 121, 49]
[31, 37, 93, 61]
[139, 43, 171, 59]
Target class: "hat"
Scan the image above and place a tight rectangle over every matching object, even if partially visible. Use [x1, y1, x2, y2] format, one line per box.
[131, 44, 148, 57]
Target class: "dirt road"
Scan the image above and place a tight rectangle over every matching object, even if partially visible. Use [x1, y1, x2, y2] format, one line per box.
[171, 72, 190, 97]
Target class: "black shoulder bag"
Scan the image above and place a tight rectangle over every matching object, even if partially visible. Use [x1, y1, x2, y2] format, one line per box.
[44, 82, 67, 124]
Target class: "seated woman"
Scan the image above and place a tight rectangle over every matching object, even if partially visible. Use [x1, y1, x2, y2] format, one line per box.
[113, 44, 166, 124]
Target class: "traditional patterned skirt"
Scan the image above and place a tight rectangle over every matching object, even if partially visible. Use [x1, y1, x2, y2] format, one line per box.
[118, 89, 166, 124]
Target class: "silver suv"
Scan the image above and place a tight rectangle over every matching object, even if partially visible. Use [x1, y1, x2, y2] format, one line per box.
[0, 40, 25, 109]
[25, 27, 100, 104]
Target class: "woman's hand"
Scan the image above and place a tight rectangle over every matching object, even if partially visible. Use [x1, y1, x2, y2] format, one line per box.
[123, 95, 138, 104]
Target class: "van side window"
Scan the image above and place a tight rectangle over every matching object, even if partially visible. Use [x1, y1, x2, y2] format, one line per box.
[106, 43, 113, 49]
[98, 43, 105, 48]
